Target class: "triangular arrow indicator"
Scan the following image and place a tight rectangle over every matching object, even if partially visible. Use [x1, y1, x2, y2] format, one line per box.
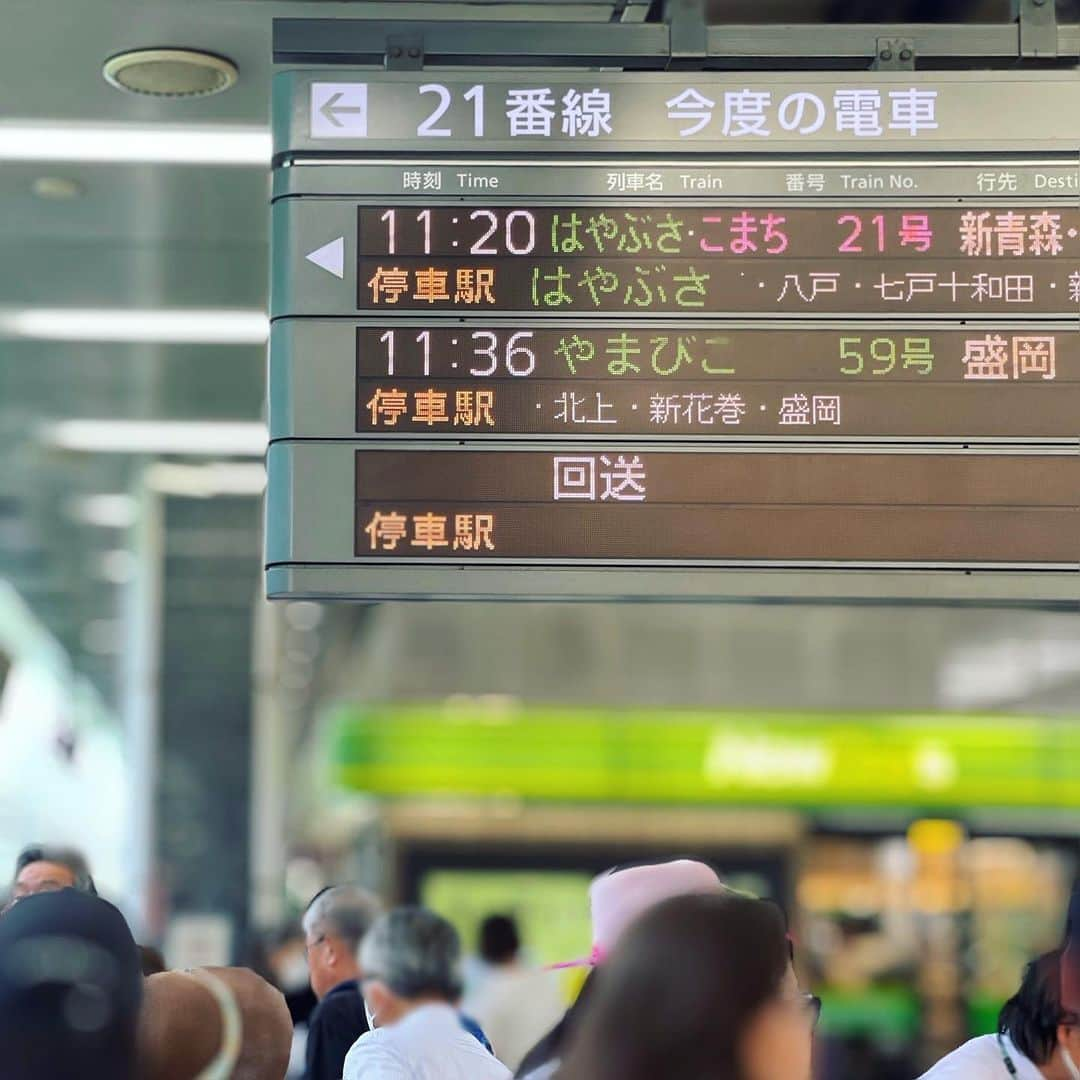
[305, 236, 345, 279]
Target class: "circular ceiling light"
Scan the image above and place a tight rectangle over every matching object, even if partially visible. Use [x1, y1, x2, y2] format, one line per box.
[102, 48, 238, 98]
[32, 176, 84, 201]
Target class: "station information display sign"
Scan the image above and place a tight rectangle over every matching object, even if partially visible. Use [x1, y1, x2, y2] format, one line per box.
[271, 444, 1079, 566]
[267, 71, 1080, 600]
[271, 322, 1079, 441]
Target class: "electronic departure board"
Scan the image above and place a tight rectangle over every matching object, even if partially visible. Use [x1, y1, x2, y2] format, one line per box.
[267, 444, 1080, 566]
[271, 322, 1077, 440]
[277, 197, 1080, 317]
[352, 204, 1080, 315]
[267, 70, 1080, 601]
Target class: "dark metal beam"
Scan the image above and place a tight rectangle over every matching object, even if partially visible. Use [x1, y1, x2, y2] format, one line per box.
[702, 22, 1030, 59]
[274, 16, 1080, 68]
[828, 0, 990, 20]
[273, 17, 669, 68]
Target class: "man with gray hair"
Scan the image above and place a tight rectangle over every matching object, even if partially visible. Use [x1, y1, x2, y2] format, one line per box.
[8, 844, 96, 909]
[302, 885, 384, 1080]
[344, 907, 511, 1080]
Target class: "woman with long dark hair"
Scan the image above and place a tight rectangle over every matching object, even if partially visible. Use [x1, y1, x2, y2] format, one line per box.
[556, 891, 818, 1080]
[516, 858, 729, 1080]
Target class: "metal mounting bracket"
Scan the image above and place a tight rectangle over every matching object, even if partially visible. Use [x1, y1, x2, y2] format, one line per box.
[872, 36, 915, 71]
[1019, 0, 1059, 59]
[384, 32, 424, 71]
[665, 0, 708, 69]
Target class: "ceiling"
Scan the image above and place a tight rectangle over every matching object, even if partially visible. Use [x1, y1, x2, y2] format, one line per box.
[0, 0, 1077, 708]
[0, 0, 294, 697]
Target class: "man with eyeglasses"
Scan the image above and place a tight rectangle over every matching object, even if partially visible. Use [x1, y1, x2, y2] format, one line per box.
[5, 843, 96, 912]
[302, 885, 384, 1080]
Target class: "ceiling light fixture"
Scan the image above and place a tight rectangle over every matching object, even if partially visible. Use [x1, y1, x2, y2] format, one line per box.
[103, 48, 238, 98]
[0, 307, 269, 345]
[0, 123, 270, 165]
[145, 462, 267, 497]
[42, 420, 269, 457]
[97, 550, 138, 585]
[44, 419, 267, 457]
[67, 494, 138, 529]
[31, 176, 84, 200]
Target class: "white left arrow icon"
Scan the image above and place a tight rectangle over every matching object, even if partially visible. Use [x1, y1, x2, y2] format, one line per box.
[305, 236, 344, 279]
[310, 83, 368, 139]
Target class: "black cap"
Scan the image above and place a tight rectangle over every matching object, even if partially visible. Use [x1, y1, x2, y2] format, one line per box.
[0, 890, 142, 1079]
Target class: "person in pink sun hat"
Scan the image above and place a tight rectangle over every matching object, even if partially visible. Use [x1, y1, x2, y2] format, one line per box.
[515, 858, 733, 1080]
[556, 891, 817, 1080]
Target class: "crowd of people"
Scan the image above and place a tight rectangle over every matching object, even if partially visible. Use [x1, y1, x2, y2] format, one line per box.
[3, 842, 1080, 1078]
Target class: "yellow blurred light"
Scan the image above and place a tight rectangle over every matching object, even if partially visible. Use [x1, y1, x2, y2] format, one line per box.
[907, 818, 966, 856]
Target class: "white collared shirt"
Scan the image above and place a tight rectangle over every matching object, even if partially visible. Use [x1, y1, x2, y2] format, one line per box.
[342, 1003, 512, 1080]
[918, 1033, 1044, 1079]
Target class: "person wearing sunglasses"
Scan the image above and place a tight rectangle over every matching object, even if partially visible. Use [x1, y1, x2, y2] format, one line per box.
[919, 949, 1074, 1079]
[555, 891, 818, 1080]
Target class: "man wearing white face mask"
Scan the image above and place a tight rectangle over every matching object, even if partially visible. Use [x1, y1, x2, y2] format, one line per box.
[919, 949, 1079, 1080]
[344, 907, 512, 1080]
